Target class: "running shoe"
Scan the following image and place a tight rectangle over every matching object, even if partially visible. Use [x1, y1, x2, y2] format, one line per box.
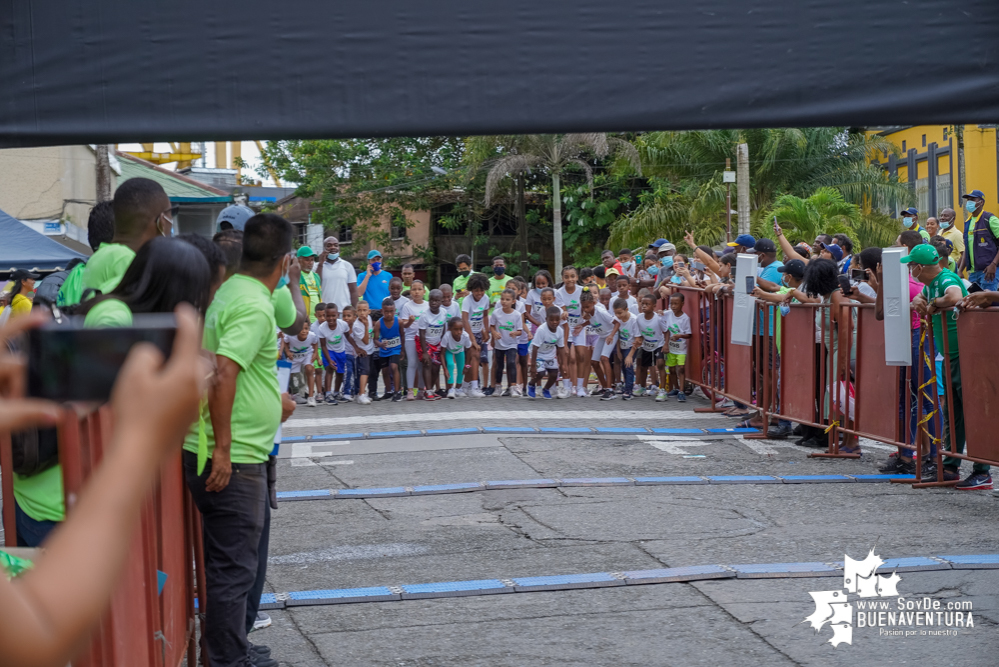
[955, 472, 993, 490]
[467, 387, 486, 398]
[511, 386, 523, 397]
[455, 387, 467, 398]
[253, 612, 272, 630]
[447, 388, 457, 399]
[576, 387, 587, 398]
[655, 390, 667, 402]
[379, 391, 394, 401]
[542, 388, 553, 400]
[406, 390, 416, 401]
[667, 389, 680, 397]
[556, 386, 569, 399]
[483, 387, 495, 396]
[633, 386, 645, 397]
[307, 395, 317, 407]
[341, 394, 353, 403]
[501, 387, 511, 397]
[423, 392, 440, 401]
[676, 392, 687, 403]
[621, 393, 634, 401]
[357, 394, 372, 405]
[391, 392, 402, 402]
[600, 389, 617, 400]
[325, 392, 338, 405]
[527, 385, 537, 399]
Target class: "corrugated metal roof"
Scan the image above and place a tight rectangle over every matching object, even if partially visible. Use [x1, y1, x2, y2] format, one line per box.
[117, 154, 233, 203]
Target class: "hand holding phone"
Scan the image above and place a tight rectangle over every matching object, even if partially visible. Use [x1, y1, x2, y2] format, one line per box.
[745, 276, 755, 294]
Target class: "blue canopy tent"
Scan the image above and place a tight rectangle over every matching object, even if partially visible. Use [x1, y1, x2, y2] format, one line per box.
[0, 207, 87, 273]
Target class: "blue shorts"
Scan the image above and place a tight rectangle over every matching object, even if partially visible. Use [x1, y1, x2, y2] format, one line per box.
[518, 342, 531, 357]
[329, 349, 347, 373]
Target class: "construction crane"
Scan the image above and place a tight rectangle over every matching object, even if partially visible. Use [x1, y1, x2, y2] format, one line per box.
[118, 141, 281, 186]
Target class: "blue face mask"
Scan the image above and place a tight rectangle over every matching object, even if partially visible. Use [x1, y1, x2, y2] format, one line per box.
[966, 200, 977, 213]
[326, 252, 340, 262]
[276, 257, 291, 289]
[902, 216, 916, 228]
[647, 266, 659, 276]
[779, 302, 790, 317]
[370, 261, 382, 272]
[660, 257, 675, 269]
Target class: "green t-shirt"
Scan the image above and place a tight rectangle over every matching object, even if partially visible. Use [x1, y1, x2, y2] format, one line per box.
[921, 269, 967, 358]
[81, 243, 136, 295]
[272, 285, 297, 330]
[299, 271, 321, 322]
[183, 274, 282, 464]
[487, 275, 513, 304]
[56, 262, 87, 308]
[83, 298, 133, 328]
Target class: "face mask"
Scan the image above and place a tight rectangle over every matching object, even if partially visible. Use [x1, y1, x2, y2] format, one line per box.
[326, 252, 340, 262]
[779, 302, 791, 317]
[370, 261, 382, 271]
[660, 257, 675, 269]
[966, 200, 977, 213]
[494, 266, 506, 276]
[458, 270, 470, 277]
[940, 218, 953, 230]
[902, 217, 916, 228]
[647, 266, 659, 276]
[622, 261, 633, 270]
[276, 257, 291, 289]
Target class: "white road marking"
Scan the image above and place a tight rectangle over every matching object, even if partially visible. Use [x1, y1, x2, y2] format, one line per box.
[319, 460, 354, 466]
[291, 442, 351, 458]
[285, 410, 721, 429]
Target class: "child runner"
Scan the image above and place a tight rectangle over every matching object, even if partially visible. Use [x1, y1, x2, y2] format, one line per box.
[663, 292, 692, 402]
[461, 273, 491, 397]
[318, 303, 349, 404]
[282, 320, 320, 406]
[555, 265, 582, 398]
[619, 248, 636, 279]
[350, 300, 374, 404]
[603, 298, 641, 400]
[616, 275, 639, 314]
[311, 302, 328, 399]
[490, 288, 524, 396]
[373, 297, 404, 402]
[340, 305, 359, 402]
[524, 270, 554, 332]
[400, 280, 429, 400]
[528, 305, 566, 400]
[440, 284, 461, 321]
[574, 289, 615, 396]
[442, 317, 472, 398]
[634, 294, 666, 400]
[578, 267, 595, 287]
[567, 286, 596, 397]
[512, 277, 532, 393]
[418, 288, 449, 400]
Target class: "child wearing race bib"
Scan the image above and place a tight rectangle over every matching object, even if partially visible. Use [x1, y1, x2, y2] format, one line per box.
[310, 302, 328, 399]
[341, 305, 359, 402]
[318, 303, 349, 404]
[575, 289, 616, 397]
[635, 293, 666, 400]
[490, 288, 524, 397]
[349, 300, 375, 404]
[555, 265, 582, 398]
[373, 297, 403, 402]
[511, 277, 532, 394]
[461, 273, 491, 398]
[418, 288, 449, 400]
[399, 280, 429, 400]
[440, 284, 461, 320]
[603, 298, 642, 400]
[663, 292, 692, 402]
[527, 306, 566, 400]
[282, 320, 320, 407]
[442, 317, 472, 398]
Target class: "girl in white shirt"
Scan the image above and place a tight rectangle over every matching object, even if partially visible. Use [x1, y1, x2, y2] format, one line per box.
[399, 280, 430, 400]
[574, 290, 616, 395]
[442, 316, 472, 398]
[348, 300, 376, 404]
[555, 266, 583, 398]
[490, 288, 524, 396]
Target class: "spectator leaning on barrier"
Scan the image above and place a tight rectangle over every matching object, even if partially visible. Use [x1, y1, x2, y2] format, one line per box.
[904, 244, 991, 490]
[960, 189, 999, 292]
[832, 234, 854, 273]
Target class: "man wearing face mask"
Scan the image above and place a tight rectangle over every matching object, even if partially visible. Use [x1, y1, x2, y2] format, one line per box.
[452, 254, 476, 307]
[317, 236, 358, 312]
[960, 190, 999, 291]
[653, 242, 678, 292]
[296, 246, 322, 321]
[899, 207, 931, 242]
[487, 255, 512, 304]
[82, 177, 174, 295]
[357, 249, 391, 309]
[937, 208, 965, 269]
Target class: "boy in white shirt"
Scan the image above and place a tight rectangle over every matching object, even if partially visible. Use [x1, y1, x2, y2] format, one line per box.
[341, 305, 360, 402]
[602, 298, 641, 400]
[461, 273, 492, 397]
[663, 292, 692, 403]
[634, 294, 666, 400]
[574, 289, 616, 396]
[442, 317, 472, 398]
[615, 275, 639, 314]
[440, 284, 461, 320]
[318, 303, 350, 404]
[490, 288, 524, 396]
[418, 289, 449, 400]
[347, 300, 375, 404]
[528, 305, 566, 400]
[282, 320, 320, 406]
[310, 302, 328, 401]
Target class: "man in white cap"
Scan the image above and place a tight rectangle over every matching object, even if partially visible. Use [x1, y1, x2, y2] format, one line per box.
[216, 204, 255, 233]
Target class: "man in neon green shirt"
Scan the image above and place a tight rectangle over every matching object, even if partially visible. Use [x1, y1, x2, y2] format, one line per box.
[297, 246, 322, 321]
[486, 255, 512, 304]
[960, 189, 999, 291]
[182, 213, 294, 666]
[82, 178, 173, 295]
[452, 253, 477, 308]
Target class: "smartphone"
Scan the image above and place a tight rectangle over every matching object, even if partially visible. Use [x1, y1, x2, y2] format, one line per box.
[851, 268, 867, 282]
[28, 314, 177, 402]
[691, 261, 706, 271]
[968, 283, 983, 294]
[745, 276, 755, 294]
[837, 274, 853, 295]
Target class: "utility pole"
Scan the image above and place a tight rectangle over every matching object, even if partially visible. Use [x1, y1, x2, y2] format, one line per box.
[95, 144, 113, 202]
[955, 125, 966, 211]
[553, 172, 563, 276]
[736, 143, 750, 235]
[723, 158, 735, 243]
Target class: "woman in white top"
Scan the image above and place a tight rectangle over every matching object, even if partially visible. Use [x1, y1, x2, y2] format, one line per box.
[399, 280, 430, 399]
[555, 266, 583, 398]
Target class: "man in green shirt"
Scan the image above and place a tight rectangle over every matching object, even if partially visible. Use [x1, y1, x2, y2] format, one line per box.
[904, 244, 989, 491]
[297, 246, 322, 321]
[82, 178, 173, 296]
[452, 253, 476, 307]
[486, 255, 512, 304]
[183, 213, 294, 667]
[959, 189, 999, 292]
[899, 207, 931, 243]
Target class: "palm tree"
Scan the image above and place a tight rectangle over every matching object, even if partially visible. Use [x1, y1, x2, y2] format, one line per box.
[481, 134, 640, 275]
[765, 187, 860, 243]
[609, 128, 911, 250]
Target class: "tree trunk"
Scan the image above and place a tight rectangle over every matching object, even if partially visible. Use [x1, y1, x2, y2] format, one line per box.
[736, 143, 750, 235]
[95, 144, 113, 202]
[956, 125, 966, 213]
[517, 173, 528, 267]
[552, 172, 563, 276]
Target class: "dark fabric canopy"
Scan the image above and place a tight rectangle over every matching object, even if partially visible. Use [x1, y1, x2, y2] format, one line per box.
[0, 209, 87, 272]
[1, 0, 997, 147]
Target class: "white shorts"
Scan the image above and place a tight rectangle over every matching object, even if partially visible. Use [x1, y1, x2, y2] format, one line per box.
[571, 329, 589, 346]
[597, 335, 618, 360]
[535, 357, 559, 373]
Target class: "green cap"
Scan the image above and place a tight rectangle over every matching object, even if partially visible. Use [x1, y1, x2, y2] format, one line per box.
[296, 246, 317, 258]
[899, 244, 940, 265]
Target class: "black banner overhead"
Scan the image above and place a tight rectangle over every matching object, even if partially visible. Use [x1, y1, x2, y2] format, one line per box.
[1, 0, 997, 148]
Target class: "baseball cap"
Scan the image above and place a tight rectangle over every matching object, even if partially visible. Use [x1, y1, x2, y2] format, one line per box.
[751, 238, 776, 254]
[900, 244, 941, 265]
[778, 259, 806, 279]
[11, 269, 42, 281]
[296, 246, 317, 258]
[216, 204, 255, 232]
[657, 242, 677, 254]
[962, 189, 985, 200]
[820, 242, 844, 262]
[899, 207, 918, 217]
[648, 238, 670, 249]
[367, 249, 383, 260]
[727, 233, 756, 248]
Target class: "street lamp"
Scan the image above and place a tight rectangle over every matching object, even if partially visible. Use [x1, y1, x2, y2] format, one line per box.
[723, 158, 736, 243]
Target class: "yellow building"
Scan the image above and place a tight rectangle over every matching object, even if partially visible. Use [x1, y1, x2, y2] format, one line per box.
[868, 125, 999, 220]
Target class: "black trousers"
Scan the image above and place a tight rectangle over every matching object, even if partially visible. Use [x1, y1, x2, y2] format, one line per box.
[184, 451, 267, 667]
[493, 347, 518, 384]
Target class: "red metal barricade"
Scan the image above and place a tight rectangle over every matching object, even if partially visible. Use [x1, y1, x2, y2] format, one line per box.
[1, 405, 198, 667]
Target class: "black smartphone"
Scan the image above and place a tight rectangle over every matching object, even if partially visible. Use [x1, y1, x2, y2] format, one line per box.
[837, 274, 853, 295]
[968, 283, 983, 294]
[851, 268, 866, 282]
[745, 276, 755, 293]
[28, 314, 177, 402]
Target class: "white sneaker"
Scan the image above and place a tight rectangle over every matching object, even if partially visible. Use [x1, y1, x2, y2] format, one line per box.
[455, 387, 466, 398]
[576, 387, 587, 398]
[342, 394, 354, 403]
[307, 395, 317, 407]
[655, 389, 667, 402]
[447, 388, 457, 399]
[511, 386, 522, 397]
[467, 387, 485, 398]
[633, 386, 645, 397]
[556, 386, 569, 399]
[357, 394, 372, 405]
